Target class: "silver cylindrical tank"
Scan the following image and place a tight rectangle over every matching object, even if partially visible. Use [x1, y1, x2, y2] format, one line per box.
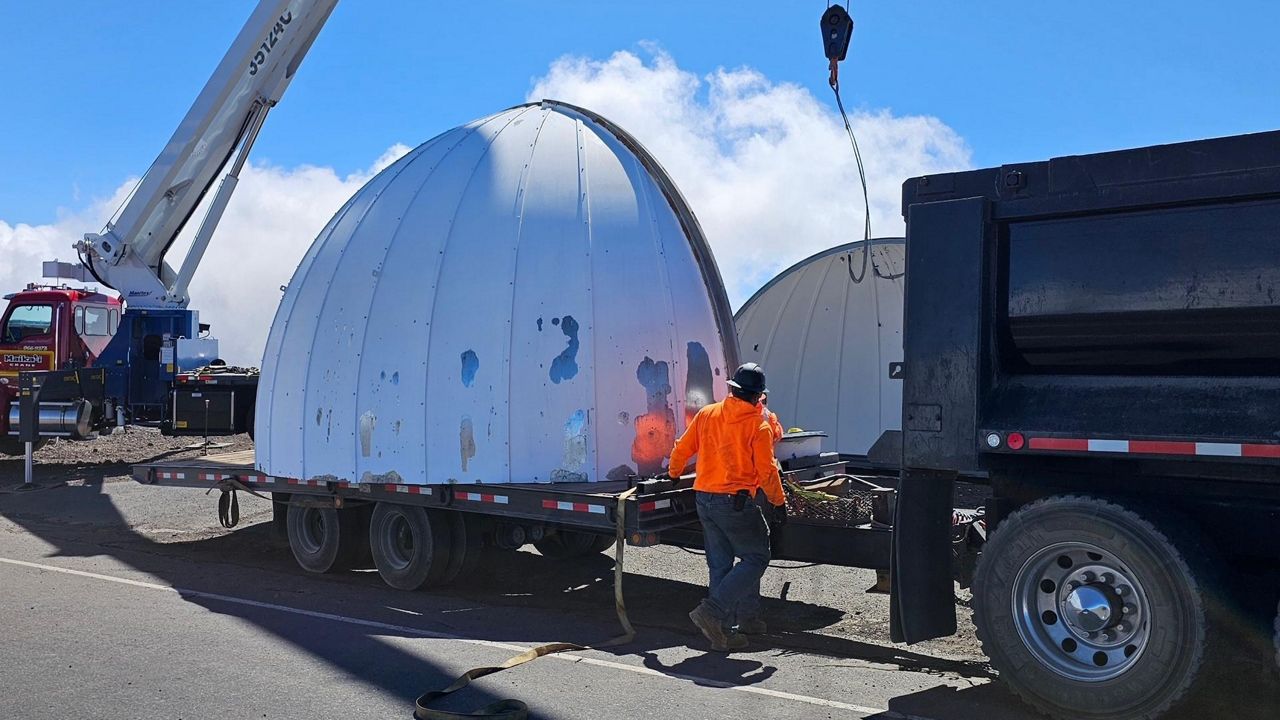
[7, 400, 93, 439]
[256, 101, 737, 486]
[734, 238, 904, 455]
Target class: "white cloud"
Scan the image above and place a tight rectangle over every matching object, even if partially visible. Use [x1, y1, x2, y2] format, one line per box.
[2, 48, 968, 367]
[0, 146, 410, 365]
[528, 48, 971, 305]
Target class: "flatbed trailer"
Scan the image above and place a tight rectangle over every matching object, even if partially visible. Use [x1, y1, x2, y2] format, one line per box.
[132, 450, 917, 576]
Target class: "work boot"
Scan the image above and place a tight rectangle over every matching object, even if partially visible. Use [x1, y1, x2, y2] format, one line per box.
[736, 617, 768, 635]
[690, 602, 748, 652]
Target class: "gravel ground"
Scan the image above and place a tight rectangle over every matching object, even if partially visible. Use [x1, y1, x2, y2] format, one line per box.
[0, 427, 253, 488]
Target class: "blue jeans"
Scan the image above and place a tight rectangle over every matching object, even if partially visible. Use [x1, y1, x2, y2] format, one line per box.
[695, 491, 770, 625]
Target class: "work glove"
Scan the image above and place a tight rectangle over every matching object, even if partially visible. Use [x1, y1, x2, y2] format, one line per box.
[771, 503, 788, 526]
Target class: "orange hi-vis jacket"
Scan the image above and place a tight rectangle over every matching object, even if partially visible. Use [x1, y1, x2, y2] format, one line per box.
[763, 407, 783, 443]
[668, 396, 785, 507]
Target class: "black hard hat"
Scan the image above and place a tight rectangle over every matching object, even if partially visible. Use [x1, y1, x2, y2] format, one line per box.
[727, 363, 767, 395]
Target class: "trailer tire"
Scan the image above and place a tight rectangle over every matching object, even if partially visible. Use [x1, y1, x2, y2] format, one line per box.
[973, 495, 1217, 720]
[369, 503, 451, 590]
[286, 503, 364, 574]
[534, 530, 614, 559]
[439, 511, 486, 585]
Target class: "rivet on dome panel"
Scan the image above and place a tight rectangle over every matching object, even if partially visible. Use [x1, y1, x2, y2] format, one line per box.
[254, 101, 738, 485]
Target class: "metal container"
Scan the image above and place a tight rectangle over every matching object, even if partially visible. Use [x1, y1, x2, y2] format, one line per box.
[735, 238, 904, 455]
[256, 101, 737, 485]
[7, 400, 92, 439]
[774, 430, 827, 462]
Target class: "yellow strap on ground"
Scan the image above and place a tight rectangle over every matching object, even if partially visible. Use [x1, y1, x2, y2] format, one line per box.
[413, 486, 639, 719]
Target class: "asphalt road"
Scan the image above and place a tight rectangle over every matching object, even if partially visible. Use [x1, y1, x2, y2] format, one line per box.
[0, 439, 1276, 719]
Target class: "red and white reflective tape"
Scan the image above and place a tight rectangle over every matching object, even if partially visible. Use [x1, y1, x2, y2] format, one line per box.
[457, 491, 508, 505]
[156, 471, 185, 481]
[1023, 436, 1280, 458]
[286, 478, 327, 487]
[387, 484, 430, 495]
[198, 472, 231, 482]
[541, 499, 606, 514]
[638, 498, 672, 513]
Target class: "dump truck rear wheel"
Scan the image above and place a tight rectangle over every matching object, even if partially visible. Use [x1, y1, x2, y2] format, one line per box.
[534, 530, 613, 559]
[973, 494, 1216, 720]
[370, 503, 451, 590]
[286, 503, 363, 574]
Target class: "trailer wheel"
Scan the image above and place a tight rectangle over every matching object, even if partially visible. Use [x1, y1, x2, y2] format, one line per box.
[973, 495, 1216, 720]
[369, 503, 451, 590]
[439, 511, 487, 585]
[534, 530, 614, 559]
[286, 503, 364, 574]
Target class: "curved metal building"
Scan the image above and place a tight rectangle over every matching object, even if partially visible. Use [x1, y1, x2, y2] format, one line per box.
[256, 101, 738, 485]
[734, 238, 904, 455]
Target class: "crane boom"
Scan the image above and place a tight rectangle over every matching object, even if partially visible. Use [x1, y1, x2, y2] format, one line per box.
[79, 0, 338, 308]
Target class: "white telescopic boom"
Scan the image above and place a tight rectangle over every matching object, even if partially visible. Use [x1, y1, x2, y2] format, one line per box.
[79, 0, 338, 308]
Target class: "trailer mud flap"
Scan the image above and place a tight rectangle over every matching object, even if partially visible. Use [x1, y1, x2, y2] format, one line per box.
[889, 469, 956, 643]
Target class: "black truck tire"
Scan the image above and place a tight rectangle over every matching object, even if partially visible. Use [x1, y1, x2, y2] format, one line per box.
[1273, 599, 1280, 676]
[972, 495, 1216, 720]
[244, 400, 255, 441]
[369, 503, 451, 590]
[534, 529, 613, 559]
[286, 503, 364, 574]
[0, 438, 46, 456]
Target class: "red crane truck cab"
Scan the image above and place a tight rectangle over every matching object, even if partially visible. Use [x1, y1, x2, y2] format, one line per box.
[0, 285, 121, 454]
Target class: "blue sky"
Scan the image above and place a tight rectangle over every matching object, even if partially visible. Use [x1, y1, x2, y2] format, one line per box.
[5, 1, 1279, 224]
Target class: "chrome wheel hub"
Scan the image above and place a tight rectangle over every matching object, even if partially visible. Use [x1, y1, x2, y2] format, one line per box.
[1013, 542, 1150, 681]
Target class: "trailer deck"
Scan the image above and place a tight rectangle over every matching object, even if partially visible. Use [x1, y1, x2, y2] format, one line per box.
[133, 451, 909, 571]
[133, 450, 693, 538]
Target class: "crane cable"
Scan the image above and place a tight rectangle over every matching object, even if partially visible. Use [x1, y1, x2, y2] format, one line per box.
[823, 2, 873, 284]
[833, 81, 873, 285]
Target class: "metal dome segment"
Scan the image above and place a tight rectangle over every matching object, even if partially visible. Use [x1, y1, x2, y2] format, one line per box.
[256, 102, 735, 486]
[734, 238, 905, 456]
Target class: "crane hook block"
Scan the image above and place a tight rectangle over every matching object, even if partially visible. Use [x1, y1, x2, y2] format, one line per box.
[821, 5, 854, 62]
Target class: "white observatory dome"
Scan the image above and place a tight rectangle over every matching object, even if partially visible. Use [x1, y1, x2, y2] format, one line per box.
[735, 238, 904, 456]
[256, 101, 738, 485]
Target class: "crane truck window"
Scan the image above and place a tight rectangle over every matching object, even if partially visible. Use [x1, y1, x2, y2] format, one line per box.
[3, 304, 53, 343]
[77, 305, 112, 337]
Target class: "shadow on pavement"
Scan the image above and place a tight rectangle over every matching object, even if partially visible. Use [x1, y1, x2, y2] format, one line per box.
[868, 666, 1280, 720]
[12, 464, 1273, 719]
[0, 472, 511, 716]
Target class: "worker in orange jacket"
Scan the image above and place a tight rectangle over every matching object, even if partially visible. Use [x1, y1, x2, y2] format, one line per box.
[667, 362, 786, 651]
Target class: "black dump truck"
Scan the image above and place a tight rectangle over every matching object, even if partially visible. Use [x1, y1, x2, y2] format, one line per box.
[891, 130, 1280, 718]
